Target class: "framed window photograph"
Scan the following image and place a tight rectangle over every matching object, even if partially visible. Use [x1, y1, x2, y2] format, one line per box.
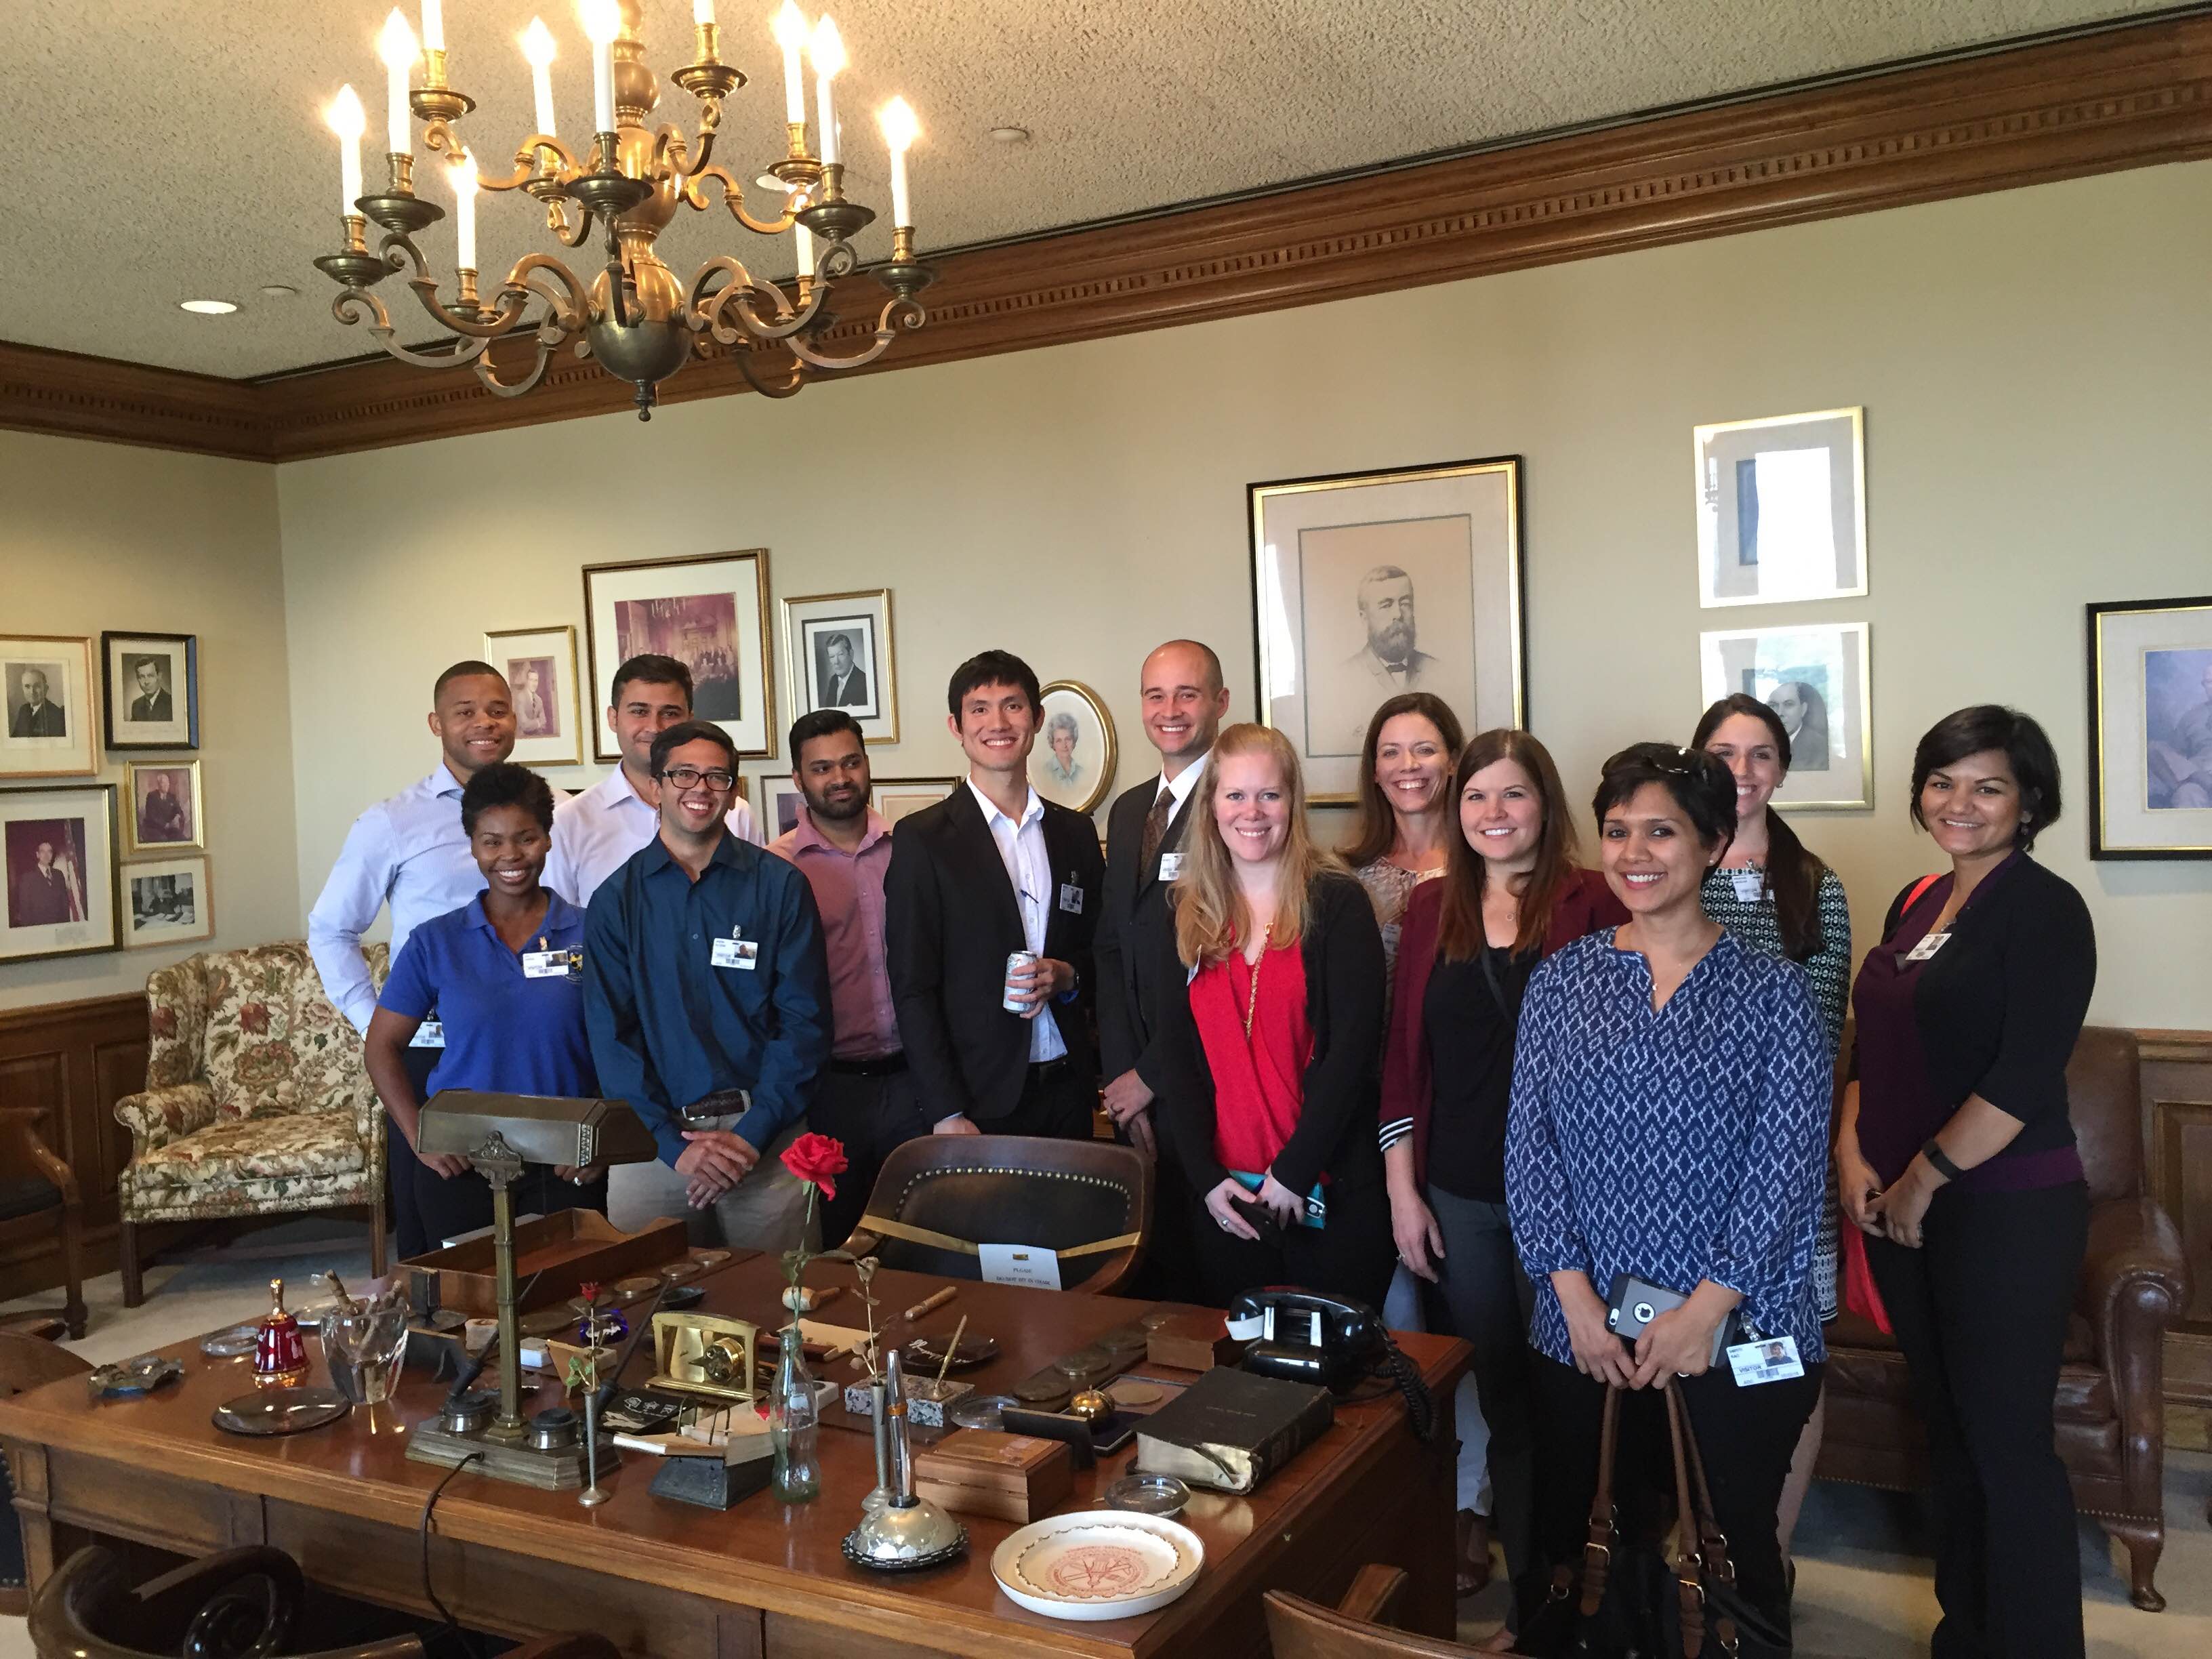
[1698, 621, 1872, 811]
[485, 625, 582, 769]
[102, 632, 200, 751]
[1251, 457, 1525, 804]
[871, 777, 958, 826]
[781, 589, 898, 745]
[1031, 681, 1117, 816]
[123, 855, 213, 948]
[123, 760, 206, 855]
[583, 549, 773, 762]
[0, 784, 119, 962]
[1, 636, 96, 779]
[1695, 408, 1868, 608]
[2087, 594, 2212, 859]
[757, 775, 806, 840]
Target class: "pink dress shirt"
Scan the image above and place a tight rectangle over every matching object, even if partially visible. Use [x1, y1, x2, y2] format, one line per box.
[769, 808, 901, 1060]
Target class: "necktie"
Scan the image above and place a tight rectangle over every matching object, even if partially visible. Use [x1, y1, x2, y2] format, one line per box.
[1140, 785, 1174, 867]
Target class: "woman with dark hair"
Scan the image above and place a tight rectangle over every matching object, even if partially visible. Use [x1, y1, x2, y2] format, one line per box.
[1508, 743, 1828, 1646]
[1837, 706, 2093, 1659]
[366, 762, 605, 1252]
[1342, 692, 1467, 983]
[1380, 729, 1626, 1612]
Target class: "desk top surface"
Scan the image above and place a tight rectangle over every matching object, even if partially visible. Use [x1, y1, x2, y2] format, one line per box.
[0, 1253, 1467, 1659]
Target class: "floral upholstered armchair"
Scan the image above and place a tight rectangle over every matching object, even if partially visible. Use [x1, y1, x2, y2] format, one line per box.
[112, 941, 388, 1306]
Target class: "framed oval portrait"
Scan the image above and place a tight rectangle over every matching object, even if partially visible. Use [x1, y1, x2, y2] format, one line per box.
[1030, 681, 1116, 816]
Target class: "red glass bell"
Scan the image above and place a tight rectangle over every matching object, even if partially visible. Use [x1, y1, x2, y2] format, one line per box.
[253, 1276, 309, 1389]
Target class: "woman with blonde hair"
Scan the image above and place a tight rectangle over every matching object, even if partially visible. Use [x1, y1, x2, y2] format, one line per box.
[1151, 724, 1394, 1308]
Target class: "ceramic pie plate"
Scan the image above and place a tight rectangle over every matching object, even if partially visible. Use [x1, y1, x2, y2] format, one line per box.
[991, 1509, 1204, 1621]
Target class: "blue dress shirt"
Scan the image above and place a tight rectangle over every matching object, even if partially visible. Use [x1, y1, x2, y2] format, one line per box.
[1506, 929, 1830, 1368]
[377, 892, 596, 1100]
[583, 832, 832, 1166]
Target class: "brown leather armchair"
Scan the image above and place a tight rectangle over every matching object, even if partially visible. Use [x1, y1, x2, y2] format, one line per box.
[1816, 1025, 2192, 1610]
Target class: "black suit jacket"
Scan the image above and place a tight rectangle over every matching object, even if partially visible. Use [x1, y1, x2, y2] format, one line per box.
[825, 667, 869, 708]
[9, 702, 64, 738]
[130, 691, 173, 723]
[1094, 775, 1199, 1092]
[884, 783, 1106, 1124]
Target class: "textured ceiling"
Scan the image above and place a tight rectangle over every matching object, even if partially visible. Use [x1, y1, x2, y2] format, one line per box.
[3, 0, 2184, 379]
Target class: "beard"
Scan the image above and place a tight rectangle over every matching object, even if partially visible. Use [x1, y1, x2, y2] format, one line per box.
[1370, 619, 1415, 663]
[806, 782, 868, 821]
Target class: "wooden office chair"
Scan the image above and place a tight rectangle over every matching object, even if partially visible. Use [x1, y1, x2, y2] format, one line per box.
[0, 1103, 87, 1340]
[0, 1333, 93, 1618]
[1265, 1565, 1493, 1658]
[842, 1134, 1152, 1294]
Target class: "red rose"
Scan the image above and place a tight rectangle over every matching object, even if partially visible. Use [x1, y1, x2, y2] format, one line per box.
[780, 1132, 848, 1200]
[238, 1002, 272, 1035]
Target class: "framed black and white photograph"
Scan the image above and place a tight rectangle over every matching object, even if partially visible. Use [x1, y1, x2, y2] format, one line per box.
[123, 855, 213, 948]
[583, 549, 773, 761]
[1698, 621, 1872, 811]
[2087, 594, 2212, 859]
[1, 635, 96, 779]
[1695, 408, 1868, 608]
[1030, 681, 1116, 816]
[872, 777, 958, 825]
[757, 775, 806, 840]
[781, 589, 897, 745]
[123, 761, 206, 855]
[101, 632, 200, 751]
[0, 784, 118, 962]
[1251, 457, 1525, 803]
[485, 625, 582, 769]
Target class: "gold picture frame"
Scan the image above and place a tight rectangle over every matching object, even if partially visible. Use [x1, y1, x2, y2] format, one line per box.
[1032, 681, 1116, 817]
[483, 624, 583, 769]
[781, 588, 898, 745]
[1697, 622, 1873, 811]
[871, 777, 958, 825]
[1694, 407, 1868, 609]
[0, 783, 119, 962]
[122, 760, 207, 855]
[1, 635, 98, 779]
[583, 549, 775, 761]
[123, 854, 213, 948]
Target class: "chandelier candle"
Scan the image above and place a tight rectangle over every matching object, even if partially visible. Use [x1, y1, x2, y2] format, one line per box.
[522, 18, 557, 135]
[378, 9, 418, 158]
[773, 1, 808, 130]
[583, 0, 619, 134]
[451, 152, 478, 272]
[879, 96, 916, 227]
[810, 16, 844, 167]
[421, 0, 444, 52]
[329, 86, 366, 214]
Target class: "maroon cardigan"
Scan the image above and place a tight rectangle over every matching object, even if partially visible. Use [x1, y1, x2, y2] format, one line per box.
[1378, 866, 1627, 1187]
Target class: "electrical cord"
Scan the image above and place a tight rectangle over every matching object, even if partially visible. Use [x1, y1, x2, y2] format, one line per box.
[418, 1452, 485, 1659]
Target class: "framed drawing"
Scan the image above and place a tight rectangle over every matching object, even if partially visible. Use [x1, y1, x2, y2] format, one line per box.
[0, 784, 119, 962]
[2087, 594, 2212, 859]
[757, 775, 806, 840]
[102, 632, 200, 751]
[1, 636, 96, 779]
[1031, 681, 1116, 816]
[1251, 457, 1524, 804]
[872, 777, 958, 825]
[781, 589, 898, 745]
[1695, 408, 1867, 608]
[583, 550, 773, 761]
[123, 761, 205, 855]
[123, 855, 213, 948]
[485, 625, 582, 768]
[1698, 622, 1872, 811]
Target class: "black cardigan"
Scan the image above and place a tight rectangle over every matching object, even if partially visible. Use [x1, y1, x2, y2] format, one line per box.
[1150, 869, 1387, 1200]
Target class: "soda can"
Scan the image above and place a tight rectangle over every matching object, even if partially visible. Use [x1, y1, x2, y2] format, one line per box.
[1003, 950, 1040, 1013]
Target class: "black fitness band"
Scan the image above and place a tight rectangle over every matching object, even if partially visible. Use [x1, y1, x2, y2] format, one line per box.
[1921, 1139, 1963, 1182]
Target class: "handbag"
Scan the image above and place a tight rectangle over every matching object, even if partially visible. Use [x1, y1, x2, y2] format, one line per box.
[1511, 1386, 1669, 1658]
[1662, 1384, 1790, 1658]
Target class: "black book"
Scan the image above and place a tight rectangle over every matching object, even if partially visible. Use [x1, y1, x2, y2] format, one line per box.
[1133, 1365, 1334, 1494]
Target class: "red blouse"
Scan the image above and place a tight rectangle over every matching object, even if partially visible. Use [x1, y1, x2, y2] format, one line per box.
[1189, 941, 1314, 1178]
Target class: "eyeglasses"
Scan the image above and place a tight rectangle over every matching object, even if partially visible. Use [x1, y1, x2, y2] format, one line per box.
[659, 766, 737, 792]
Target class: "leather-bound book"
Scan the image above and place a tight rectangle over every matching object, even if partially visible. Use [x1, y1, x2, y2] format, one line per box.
[1131, 1365, 1333, 1494]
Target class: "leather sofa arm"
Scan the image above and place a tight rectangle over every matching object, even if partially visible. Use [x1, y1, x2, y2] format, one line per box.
[2080, 1191, 2190, 1511]
[114, 1083, 218, 1155]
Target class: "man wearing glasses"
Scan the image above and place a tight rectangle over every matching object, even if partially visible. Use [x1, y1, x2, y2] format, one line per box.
[582, 720, 833, 1249]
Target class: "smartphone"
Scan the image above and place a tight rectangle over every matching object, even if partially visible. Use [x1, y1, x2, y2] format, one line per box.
[1604, 1273, 1730, 1364]
[1231, 1193, 1288, 1250]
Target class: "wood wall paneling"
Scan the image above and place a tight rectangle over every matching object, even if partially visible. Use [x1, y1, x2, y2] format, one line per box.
[2143, 1029, 2212, 1425]
[4, 13, 2212, 461]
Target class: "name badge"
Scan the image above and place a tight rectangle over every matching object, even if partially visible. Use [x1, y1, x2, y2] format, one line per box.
[522, 949, 574, 980]
[1157, 852, 1183, 883]
[1902, 931, 1951, 963]
[411, 1020, 446, 1050]
[1726, 1334, 1805, 1387]
[1729, 869, 1764, 903]
[711, 937, 760, 970]
[1058, 882, 1085, 916]
[978, 1242, 1063, 1292]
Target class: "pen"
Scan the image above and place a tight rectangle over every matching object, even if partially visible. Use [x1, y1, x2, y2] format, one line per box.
[901, 1286, 957, 1322]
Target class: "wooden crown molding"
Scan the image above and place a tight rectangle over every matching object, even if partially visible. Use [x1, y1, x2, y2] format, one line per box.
[6, 12, 2211, 464]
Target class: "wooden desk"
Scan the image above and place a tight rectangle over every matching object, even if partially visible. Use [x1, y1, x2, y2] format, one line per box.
[0, 1255, 1467, 1658]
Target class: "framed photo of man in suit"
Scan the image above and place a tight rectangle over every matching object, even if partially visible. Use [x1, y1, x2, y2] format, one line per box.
[0, 784, 118, 962]
[483, 624, 581, 768]
[123, 761, 206, 855]
[101, 632, 199, 752]
[781, 589, 898, 745]
[1, 636, 96, 779]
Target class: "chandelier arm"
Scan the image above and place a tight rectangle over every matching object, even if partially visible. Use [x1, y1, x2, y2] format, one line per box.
[552, 198, 597, 247]
[687, 258, 816, 348]
[784, 293, 929, 373]
[480, 136, 585, 194]
[680, 165, 798, 236]
[424, 119, 464, 161]
[734, 348, 808, 400]
[404, 276, 533, 341]
[507, 253, 590, 333]
[472, 335, 561, 398]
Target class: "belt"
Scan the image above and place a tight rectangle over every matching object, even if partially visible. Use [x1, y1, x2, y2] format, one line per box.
[1028, 1059, 1069, 1080]
[680, 1089, 750, 1124]
[829, 1052, 907, 1078]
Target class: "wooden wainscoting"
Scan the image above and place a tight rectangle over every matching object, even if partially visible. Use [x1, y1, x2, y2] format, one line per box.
[0, 994, 147, 1302]
[2144, 1029, 2212, 1446]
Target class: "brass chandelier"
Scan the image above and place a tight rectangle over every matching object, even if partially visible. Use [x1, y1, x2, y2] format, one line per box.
[313, 1, 933, 416]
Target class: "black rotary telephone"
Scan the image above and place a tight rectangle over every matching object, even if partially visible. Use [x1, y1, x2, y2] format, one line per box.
[1227, 1287, 1436, 1441]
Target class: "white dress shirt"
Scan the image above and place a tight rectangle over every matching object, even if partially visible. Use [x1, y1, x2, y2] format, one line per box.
[1156, 750, 1208, 813]
[546, 764, 761, 909]
[966, 779, 1066, 1064]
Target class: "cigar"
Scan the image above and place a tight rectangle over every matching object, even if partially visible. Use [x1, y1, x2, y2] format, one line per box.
[805, 1285, 843, 1313]
[901, 1286, 958, 1322]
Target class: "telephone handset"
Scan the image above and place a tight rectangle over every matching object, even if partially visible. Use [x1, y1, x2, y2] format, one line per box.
[1226, 1286, 1435, 1440]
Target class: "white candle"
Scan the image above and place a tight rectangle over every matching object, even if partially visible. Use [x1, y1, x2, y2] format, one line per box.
[452, 152, 478, 269]
[878, 97, 917, 227]
[421, 0, 444, 52]
[377, 10, 419, 157]
[693, 0, 716, 24]
[796, 220, 815, 279]
[773, 3, 808, 127]
[521, 18, 557, 135]
[327, 85, 367, 215]
[809, 16, 845, 166]
[581, 0, 619, 133]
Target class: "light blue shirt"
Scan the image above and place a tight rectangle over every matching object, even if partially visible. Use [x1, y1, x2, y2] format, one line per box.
[966, 779, 1066, 1064]
[546, 764, 761, 910]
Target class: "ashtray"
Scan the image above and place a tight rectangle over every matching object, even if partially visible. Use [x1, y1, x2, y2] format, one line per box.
[690, 1249, 733, 1269]
[903, 1332, 998, 1372]
[657, 1261, 703, 1286]
[612, 1275, 661, 1303]
[1102, 1474, 1190, 1517]
[200, 1324, 261, 1358]
[661, 1284, 707, 1311]
[213, 1387, 351, 1437]
[947, 1392, 1019, 1432]
[87, 1354, 184, 1400]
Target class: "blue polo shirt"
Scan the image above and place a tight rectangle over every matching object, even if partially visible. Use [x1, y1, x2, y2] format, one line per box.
[379, 892, 597, 1100]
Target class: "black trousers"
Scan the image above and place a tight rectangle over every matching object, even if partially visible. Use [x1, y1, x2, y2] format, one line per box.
[976, 1059, 1097, 1141]
[1865, 1181, 2089, 1659]
[409, 1160, 607, 1252]
[1524, 1351, 1820, 1646]
[1186, 1175, 1394, 1314]
[1125, 1110, 1201, 1304]
[386, 1046, 440, 1261]
[809, 1062, 930, 1249]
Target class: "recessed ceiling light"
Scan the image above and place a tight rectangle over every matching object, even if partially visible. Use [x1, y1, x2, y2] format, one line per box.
[259, 284, 299, 299]
[178, 299, 239, 315]
[989, 126, 1031, 144]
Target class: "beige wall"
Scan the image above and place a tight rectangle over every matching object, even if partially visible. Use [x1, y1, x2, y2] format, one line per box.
[262, 157, 2198, 1029]
[0, 430, 296, 1012]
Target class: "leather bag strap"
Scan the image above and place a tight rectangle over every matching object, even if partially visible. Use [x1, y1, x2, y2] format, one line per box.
[1664, 1386, 1708, 1659]
[1574, 1384, 1622, 1618]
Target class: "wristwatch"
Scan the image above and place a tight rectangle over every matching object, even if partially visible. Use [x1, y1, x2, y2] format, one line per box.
[1921, 1139, 1963, 1183]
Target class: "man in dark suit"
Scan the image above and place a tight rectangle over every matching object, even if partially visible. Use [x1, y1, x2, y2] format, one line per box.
[1094, 640, 1230, 1297]
[11, 842, 81, 927]
[821, 634, 869, 709]
[886, 650, 1104, 1140]
[9, 669, 64, 738]
[129, 658, 173, 724]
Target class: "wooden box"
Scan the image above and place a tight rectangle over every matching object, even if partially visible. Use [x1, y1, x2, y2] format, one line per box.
[403, 1211, 687, 1316]
[912, 1431, 1073, 1523]
[1146, 1311, 1244, 1373]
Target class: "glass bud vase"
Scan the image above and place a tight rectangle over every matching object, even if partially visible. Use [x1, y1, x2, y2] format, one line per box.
[769, 1325, 821, 1502]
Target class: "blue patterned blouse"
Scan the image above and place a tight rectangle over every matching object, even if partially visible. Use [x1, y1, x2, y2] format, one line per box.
[1506, 928, 1831, 1368]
